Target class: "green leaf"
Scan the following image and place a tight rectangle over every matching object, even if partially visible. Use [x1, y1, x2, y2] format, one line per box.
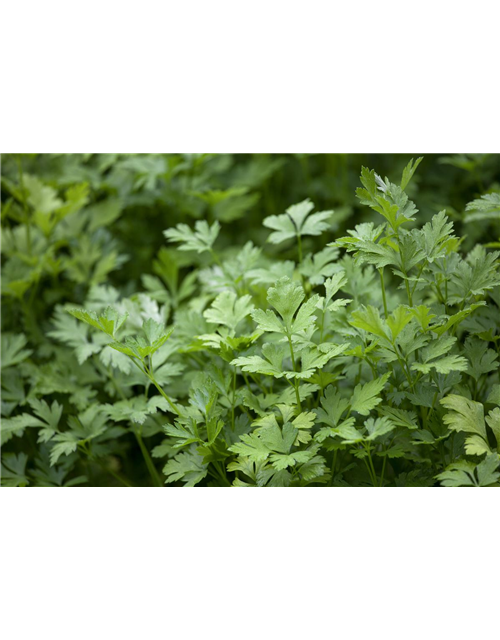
[350, 372, 391, 416]
[463, 337, 498, 381]
[229, 432, 271, 462]
[110, 323, 173, 360]
[464, 192, 500, 223]
[263, 199, 333, 244]
[49, 405, 107, 465]
[104, 396, 171, 424]
[431, 304, 485, 336]
[290, 343, 349, 379]
[324, 271, 348, 307]
[448, 247, 500, 304]
[476, 454, 500, 486]
[204, 291, 254, 332]
[485, 408, 500, 452]
[437, 461, 477, 487]
[24, 174, 63, 215]
[1, 333, 32, 369]
[163, 448, 208, 486]
[1, 414, 41, 446]
[487, 385, 500, 406]
[365, 416, 396, 441]
[231, 342, 287, 378]
[49, 307, 102, 364]
[386, 306, 412, 341]
[68, 306, 128, 338]
[349, 305, 388, 341]
[401, 157, 423, 190]
[251, 308, 285, 334]
[441, 394, 486, 438]
[409, 305, 436, 332]
[315, 386, 350, 428]
[412, 354, 468, 375]
[419, 211, 455, 262]
[28, 399, 63, 441]
[1, 453, 29, 487]
[260, 422, 297, 454]
[164, 220, 220, 254]
[291, 294, 320, 333]
[267, 277, 305, 328]
[300, 247, 340, 285]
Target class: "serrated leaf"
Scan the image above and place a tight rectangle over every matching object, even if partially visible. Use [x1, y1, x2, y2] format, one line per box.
[350, 372, 391, 416]
[263, 199, 333, 245]
[441, 394, 487, 441]
[349, 305, 389, 341]
[163, 448, 208, 486]
[204, 291, 254, 332]
[485, 407, 500, 451]
[164, 220, 220, 254]
[386, 306, 412, 341]
[1, 333, 32, 369]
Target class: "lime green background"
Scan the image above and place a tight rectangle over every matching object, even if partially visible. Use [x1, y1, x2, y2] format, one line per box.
[230, 489, 500, 640]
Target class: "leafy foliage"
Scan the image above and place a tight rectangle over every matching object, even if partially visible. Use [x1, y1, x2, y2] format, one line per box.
[2, 153, 500, 487]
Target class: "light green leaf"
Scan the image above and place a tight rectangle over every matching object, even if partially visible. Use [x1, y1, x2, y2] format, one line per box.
[350, 372, 391, 416]
[386, 306, 412, 341]
[164, 220, 220, 254]
[204, 291, 254, 332]
[349, 305, 389, 341]
[441, 394, 487, 441]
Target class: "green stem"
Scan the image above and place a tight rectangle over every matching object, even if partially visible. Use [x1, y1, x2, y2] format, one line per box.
[319, 306, 326, 343]
[231, 366, 236, 431]
[379, 268, 388, 318]
[94, 457, 134, 487]
[366, 446, 378, 487]
[148, 375, 182, 416]
[379, 453, 387, 487]
[410, 261, 427, 300]
[363, 455, 377, 487]
[134, 429, 162, 487]
[404, 275, 413, 307]
[297, 233, 303, 265]
[17, 156, 32, 254]
[287, 335, 302, 411]
[330, 449, 338, 485]
[212, 460, 231, 487]
[393, 343, 415, 392]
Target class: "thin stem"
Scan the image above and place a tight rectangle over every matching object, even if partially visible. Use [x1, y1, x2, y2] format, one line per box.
[392, 343, 415, 392]
[231, 366, 236, 431]
[17, 156, 32, 254]
[94, 457, 134, 487]
[379, 268, 388, 318]
[128, 356, 182, 416]
[330, 449, 338, 486]
[366, 446, 378, 487]
[404, 275, 413, 307]
[410, 261, 427, 300]
[319, 306, 326, 343]
[212, 460, 231, 487]
[287, 334, 302, 411]
[134, 429, 162, 487]
[379, 453, 387, 487]
[297, 233, 303, 265]
[363, 455, 377, 486]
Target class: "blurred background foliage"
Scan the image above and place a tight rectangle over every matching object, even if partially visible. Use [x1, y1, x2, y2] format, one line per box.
[2, 153, 500, 306]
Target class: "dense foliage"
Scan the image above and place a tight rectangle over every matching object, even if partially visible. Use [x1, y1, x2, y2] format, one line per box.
[2, 153, 500, 487]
